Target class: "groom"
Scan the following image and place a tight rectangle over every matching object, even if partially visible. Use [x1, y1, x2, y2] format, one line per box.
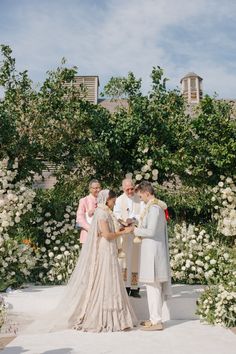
[132, 181, 171, 331]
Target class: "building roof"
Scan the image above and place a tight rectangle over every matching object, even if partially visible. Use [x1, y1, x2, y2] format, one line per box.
[180, 72, 203, 83]
[98, 98, 128, 113]
[74, 75, 100, 86]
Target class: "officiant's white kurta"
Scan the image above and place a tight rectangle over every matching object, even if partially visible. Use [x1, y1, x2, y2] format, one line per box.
[114, 193, 142, 288]
[134, 204, 171, 297]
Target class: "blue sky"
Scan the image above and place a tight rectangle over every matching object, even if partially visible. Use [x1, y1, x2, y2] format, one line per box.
[0, 0, 236, 98]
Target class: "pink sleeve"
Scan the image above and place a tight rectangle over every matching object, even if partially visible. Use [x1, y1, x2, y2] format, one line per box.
[76, 198, 90, 231]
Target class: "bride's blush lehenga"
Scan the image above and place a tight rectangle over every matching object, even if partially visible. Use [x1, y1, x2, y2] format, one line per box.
[26, 191, 138, 334]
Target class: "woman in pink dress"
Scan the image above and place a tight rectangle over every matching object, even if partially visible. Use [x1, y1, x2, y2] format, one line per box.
[76, 179, 101, 244]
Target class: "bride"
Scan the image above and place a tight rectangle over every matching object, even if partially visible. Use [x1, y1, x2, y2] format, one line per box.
[28, 189, 138, 333]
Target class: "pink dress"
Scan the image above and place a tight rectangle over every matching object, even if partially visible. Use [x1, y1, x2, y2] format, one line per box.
[76, 194, 97, 243]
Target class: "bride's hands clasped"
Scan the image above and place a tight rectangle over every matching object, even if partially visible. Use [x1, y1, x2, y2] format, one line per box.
[122, 225, 135, 234]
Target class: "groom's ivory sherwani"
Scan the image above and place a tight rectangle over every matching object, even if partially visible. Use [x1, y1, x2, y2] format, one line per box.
[134, 202, 171, 323]
[114, 193, 142, 288]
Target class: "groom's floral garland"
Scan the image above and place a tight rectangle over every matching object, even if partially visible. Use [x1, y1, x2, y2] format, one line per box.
[134, 198, 167, 243]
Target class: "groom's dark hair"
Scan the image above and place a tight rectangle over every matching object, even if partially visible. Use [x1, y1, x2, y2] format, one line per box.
[136, 181, 154, 195]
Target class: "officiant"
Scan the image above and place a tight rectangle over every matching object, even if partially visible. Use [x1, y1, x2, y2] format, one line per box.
[113, 178, 143, 298]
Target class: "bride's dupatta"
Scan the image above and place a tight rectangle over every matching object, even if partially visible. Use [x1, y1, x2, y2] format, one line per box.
[25, 190, 111, 333]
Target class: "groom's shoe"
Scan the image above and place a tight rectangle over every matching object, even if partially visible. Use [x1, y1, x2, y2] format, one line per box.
[130, 288, 141, 298]
[140, 319, 152, 326]
[140, 322, 164, 331]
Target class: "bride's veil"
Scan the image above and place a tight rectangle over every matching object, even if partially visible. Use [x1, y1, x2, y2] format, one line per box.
[25, 189, 110, 333]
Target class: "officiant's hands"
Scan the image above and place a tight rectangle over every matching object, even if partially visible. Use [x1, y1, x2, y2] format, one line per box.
[126, 218, 134, 225]
[122, 225, 135, 234]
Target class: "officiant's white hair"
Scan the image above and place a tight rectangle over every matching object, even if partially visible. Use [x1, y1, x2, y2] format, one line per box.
[122, 178, 134, 188]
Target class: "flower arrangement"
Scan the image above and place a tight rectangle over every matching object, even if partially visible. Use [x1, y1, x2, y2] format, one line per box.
[128, 159, 158, 182]
[34, 204, 81, 284]
[0, 158, 36, 233]
[169, 222, 235, 285]
[211, 176, 236, 238]
[197, 282, 236, 328]
[0, 158, 38, 289]
[0, 234, 37, 289]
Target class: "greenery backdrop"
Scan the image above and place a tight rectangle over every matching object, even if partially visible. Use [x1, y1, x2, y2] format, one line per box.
[0, 45, 235, 327]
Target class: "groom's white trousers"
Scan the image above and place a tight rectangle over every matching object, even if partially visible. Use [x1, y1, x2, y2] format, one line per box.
[145, 281, 163, 324]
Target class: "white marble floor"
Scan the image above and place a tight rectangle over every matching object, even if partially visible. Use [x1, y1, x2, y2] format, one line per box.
[0, 285, 235, 354]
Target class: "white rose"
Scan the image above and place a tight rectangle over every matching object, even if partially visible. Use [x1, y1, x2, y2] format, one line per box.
[144, 173, 150, 180]
[223, 218, 230, 226]
[15, 216, 21, 223]
[223, 253, 229, 260]
[135, 174, 143, 181]
[125, 173, 133, 179]
[226, 177, 233, 184]
[141, 165, 149, 173]
[1, 220, 9, 228]
[152, 169, 158, 176]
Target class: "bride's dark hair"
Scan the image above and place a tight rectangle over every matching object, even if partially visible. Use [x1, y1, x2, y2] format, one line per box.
[106, 190, 116, 202]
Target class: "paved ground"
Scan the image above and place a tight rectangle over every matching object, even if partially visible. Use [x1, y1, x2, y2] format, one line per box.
[0, 285, 235, 354]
